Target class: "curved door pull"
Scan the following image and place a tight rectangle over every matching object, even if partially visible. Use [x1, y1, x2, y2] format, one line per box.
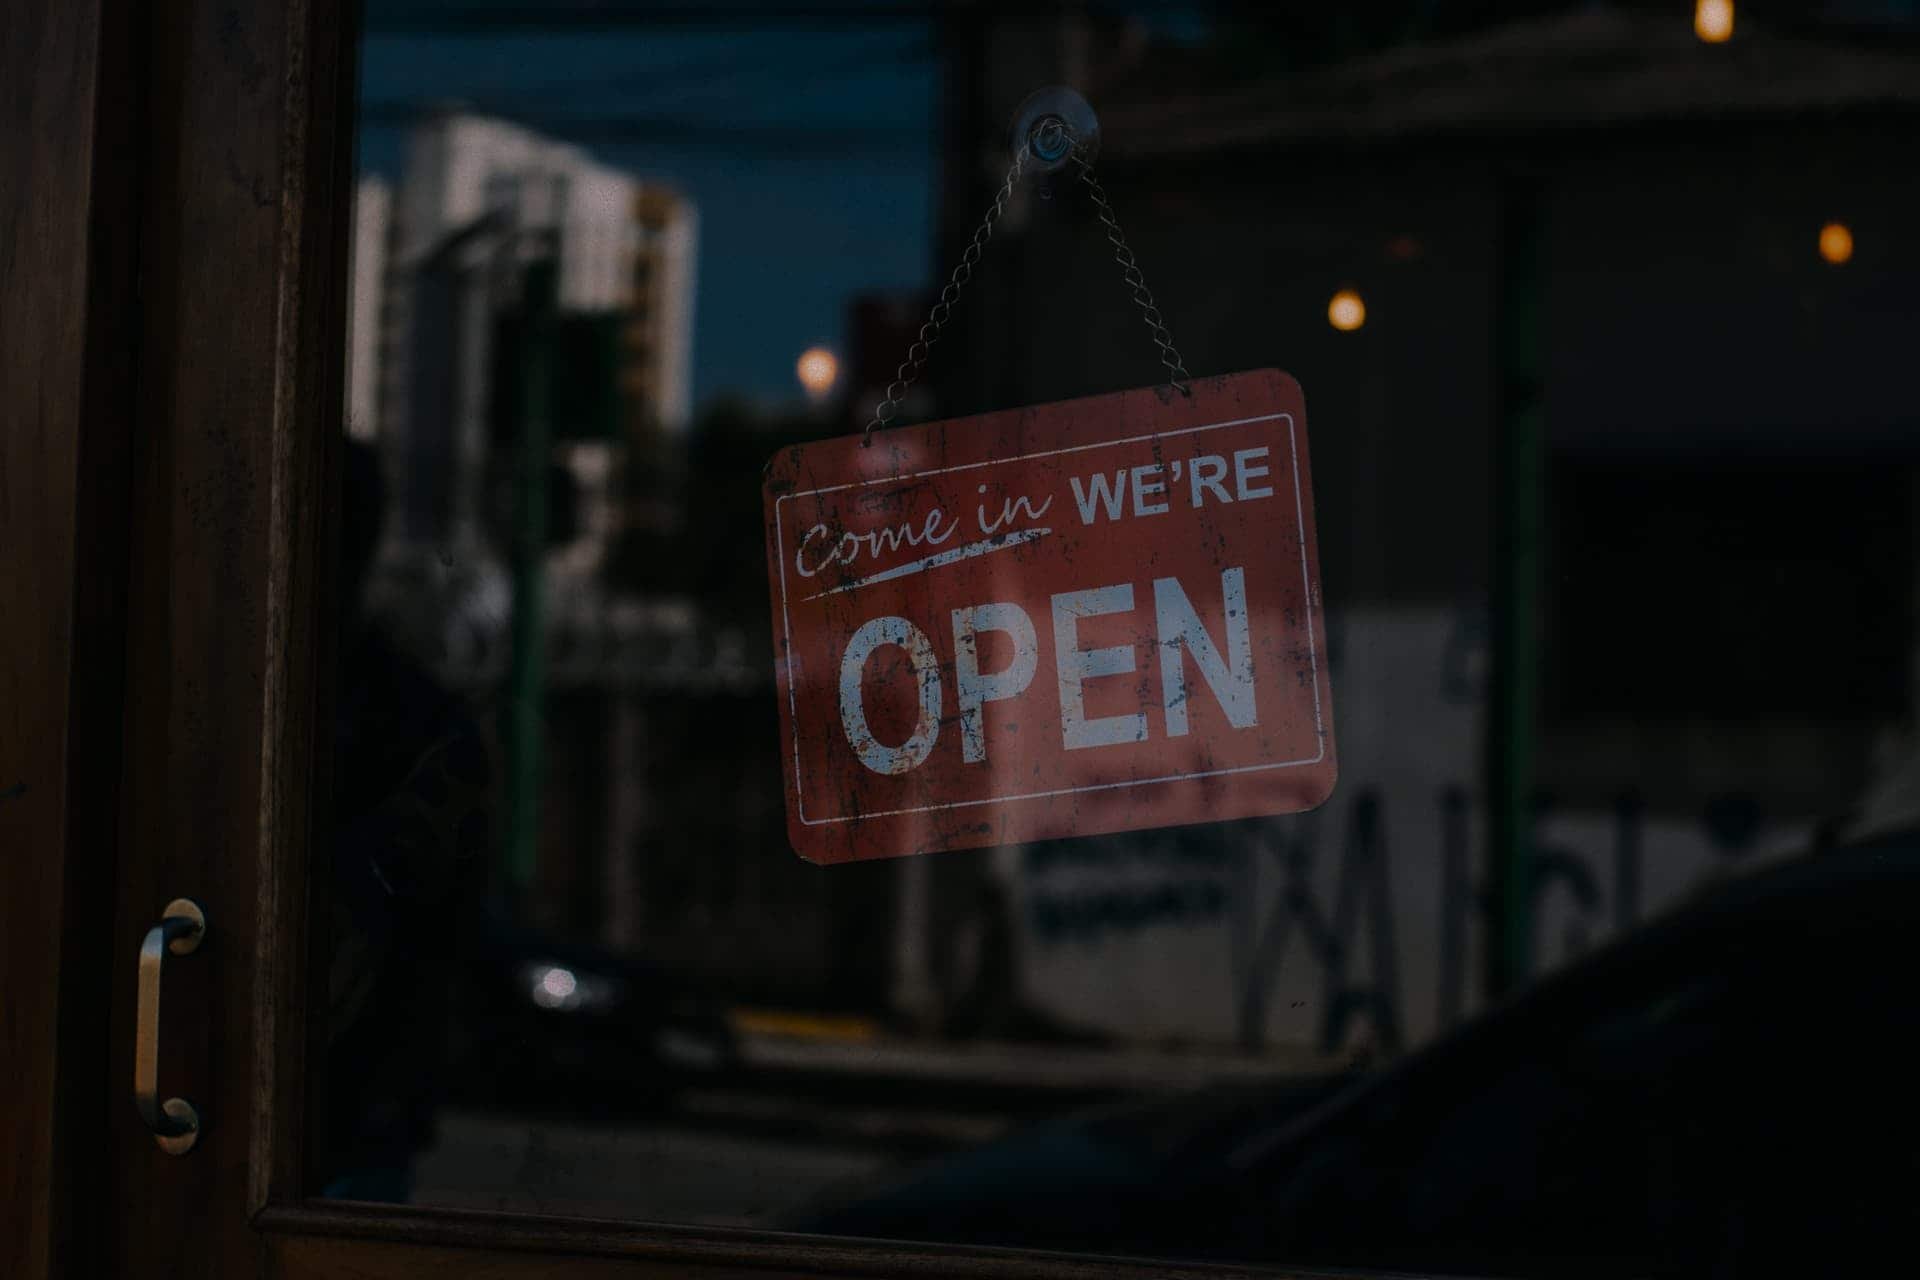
[136, 898, 206, 1154]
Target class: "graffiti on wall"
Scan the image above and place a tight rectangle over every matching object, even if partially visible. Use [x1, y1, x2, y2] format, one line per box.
[1001, 609, 1813, 1053]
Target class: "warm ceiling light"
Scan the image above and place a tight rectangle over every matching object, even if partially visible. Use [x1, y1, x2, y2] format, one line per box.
[1695, 0, 1734, 43]
[1327, 289, 1366, 332]
[1818, 221, 1854, 265]
[796, 346, 840, 400]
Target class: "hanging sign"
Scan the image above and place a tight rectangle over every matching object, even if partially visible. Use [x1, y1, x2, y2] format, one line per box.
[763, 369, 1335, 865]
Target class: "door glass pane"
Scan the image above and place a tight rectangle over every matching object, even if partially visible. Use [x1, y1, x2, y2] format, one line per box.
[321, 2, 1920, 1272]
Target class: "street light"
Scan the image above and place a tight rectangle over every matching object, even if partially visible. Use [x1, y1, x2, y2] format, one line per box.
[1695, 0, 1734, 43]
[1328, 289, 1366, 333]
[797, 346, 839, 402]
[1819, 221, 1854, 265]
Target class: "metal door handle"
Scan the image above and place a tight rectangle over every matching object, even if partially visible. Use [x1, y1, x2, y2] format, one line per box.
[136, 898, 205, 1154]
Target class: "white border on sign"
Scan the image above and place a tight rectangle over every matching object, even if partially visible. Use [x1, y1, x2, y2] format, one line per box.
[774, 412, 1324, 826]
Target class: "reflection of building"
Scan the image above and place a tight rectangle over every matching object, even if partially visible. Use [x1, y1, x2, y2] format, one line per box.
[626, 188, 698, 436]
[343, 114, 755, 937]
[345, 177, 390, 441]
[927, 8, 1920, 1052]
[343, 111, 703, 668]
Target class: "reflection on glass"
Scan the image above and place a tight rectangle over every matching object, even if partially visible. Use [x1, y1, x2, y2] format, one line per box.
[796, 346, 841, 402]
[1819, 220, 1854, 265]
[1694, 0, 1735, 44]
[1327, 288, 1366, 332]
[321, 4, 1920, 1274]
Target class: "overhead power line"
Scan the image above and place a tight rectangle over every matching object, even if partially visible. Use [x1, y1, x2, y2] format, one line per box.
[365, 2, 949, 33]
[364, 31, 933, 112]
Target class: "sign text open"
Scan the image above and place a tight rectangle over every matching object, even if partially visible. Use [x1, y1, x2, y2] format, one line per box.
[763, 369, 1336, 864]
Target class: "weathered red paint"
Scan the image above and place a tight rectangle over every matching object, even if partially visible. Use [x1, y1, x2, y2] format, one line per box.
[763, 369, 1336, 864]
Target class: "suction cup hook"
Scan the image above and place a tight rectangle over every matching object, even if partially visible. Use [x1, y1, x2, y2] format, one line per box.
[1010, 86, 1098, 175]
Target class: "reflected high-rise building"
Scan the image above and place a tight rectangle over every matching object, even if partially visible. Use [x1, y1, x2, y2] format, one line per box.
[343, 109, 703, 678]
[342, 110, 760, 941]
[626, 185, 699, 440]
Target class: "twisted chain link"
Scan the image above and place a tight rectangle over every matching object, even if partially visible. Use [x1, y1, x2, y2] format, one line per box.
[863, 147, 1029, 440]
[1067, 146, 1193, 396]
[863, 122, 1190, 442]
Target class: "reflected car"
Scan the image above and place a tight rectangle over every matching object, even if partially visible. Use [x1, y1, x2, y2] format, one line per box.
[447, 914, 737, 1110]
[802, 832, 1920, 1276]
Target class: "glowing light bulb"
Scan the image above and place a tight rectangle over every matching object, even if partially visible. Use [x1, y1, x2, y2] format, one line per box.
[796, 346, 839, 401]
[530, 965, 578, 1008]
[1695, 0, 1734, 43]
[1818, 221, 1854, 265]
[1327, 289, 1366, 333]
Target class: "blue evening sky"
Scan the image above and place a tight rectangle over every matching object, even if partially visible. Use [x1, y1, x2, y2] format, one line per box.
[357, 20, 938, 413]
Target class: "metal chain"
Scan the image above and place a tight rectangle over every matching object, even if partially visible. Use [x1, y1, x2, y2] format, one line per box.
[863, 147, 1030, 440]
[1066, 143, 1193, 397]
[864, 121, 1191, 441]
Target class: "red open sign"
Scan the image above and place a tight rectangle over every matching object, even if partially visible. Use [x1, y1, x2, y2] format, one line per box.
[763, 369, 1336, 864]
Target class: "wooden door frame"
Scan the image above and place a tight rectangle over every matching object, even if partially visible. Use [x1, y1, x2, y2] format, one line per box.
[1, 1, 141, 1277]
[68, 1, 1318, 1275]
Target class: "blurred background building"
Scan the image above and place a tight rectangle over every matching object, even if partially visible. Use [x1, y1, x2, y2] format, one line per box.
[345, 3, 1920, 1057]
[343, 109, 758, 936]
[349, 108, 698, 574]
[923, 3, 1920, 1052]
[318, 1, 1920, 1234]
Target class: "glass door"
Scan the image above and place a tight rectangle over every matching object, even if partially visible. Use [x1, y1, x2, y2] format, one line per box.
[85, 1, 1920, 1277]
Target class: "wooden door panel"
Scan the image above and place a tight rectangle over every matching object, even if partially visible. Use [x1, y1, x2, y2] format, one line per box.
[103, 0, 350, 1272]
[1, 1, 138, 1277]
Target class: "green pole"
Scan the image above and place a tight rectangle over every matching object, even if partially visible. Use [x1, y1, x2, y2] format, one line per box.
[505, 255, 557, 897]
[1487, 178, 1545, 1001]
